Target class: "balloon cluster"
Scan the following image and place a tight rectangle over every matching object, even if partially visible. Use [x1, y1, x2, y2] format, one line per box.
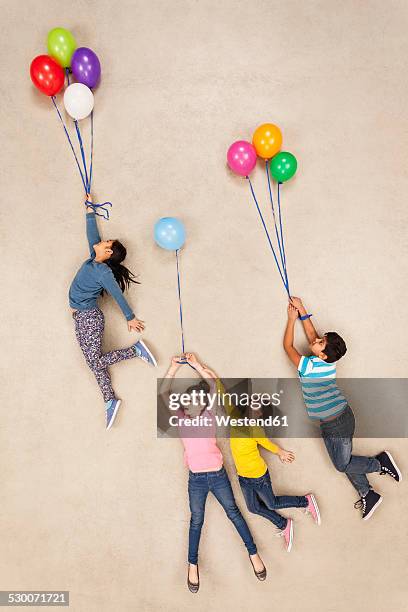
[29, 28, 111, 218]
[30, 27, 101, 120]
[227, 123, 297, 183]
[227, 123, 299, 297]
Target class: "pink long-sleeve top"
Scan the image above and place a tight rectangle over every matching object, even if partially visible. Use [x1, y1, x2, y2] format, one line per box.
[176, 408, 223, 473]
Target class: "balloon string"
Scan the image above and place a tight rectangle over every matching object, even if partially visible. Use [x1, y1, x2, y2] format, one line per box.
[265, 161, 288, 287]
[175, 248, 186, 354]
[175, 249, 196, 372]
[277, 182, 289, 293]
[89, 111, 94, 192]
[52, 95, 111, 220]
[247, 176, 290, 296]
[78, 107, 111, 219]
[65, 67, 70, 86]
[51, 96, 87, 191]
[74, 120, 90, 191]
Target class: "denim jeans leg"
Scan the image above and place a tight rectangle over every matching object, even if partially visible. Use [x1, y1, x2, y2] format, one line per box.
[258, 471, 308, 511]
[210, 469, 257, 555]
[323, 436, 371, 497]
[345, 455, 381, 475]
[188, 474, 209, 564]
[240, 477, 287, 530]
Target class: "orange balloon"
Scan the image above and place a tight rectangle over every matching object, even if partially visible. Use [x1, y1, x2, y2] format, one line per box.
[252, 123, 283, 159]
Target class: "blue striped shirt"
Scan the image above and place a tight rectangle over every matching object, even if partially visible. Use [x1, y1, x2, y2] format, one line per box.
[298, 356, 347, 420]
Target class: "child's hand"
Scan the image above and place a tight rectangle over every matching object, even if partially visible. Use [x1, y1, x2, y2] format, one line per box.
[287, 303, 298, 321]
[278, 449, 295, 463]
[128, 318, 145, 332]
[185, 352, 198, 365]
[290, 296, 304, 310]
[166, 356, 182, 377]
[168, 356, 182, 372]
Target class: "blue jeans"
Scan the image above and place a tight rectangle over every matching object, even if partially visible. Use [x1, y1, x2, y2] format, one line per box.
[239, 469, 308, 530]
[188, 466, 257, 564]
[320, 405, 380, 497]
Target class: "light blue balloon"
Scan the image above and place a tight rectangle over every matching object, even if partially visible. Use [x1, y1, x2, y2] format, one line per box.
[154, 217, 186, 251]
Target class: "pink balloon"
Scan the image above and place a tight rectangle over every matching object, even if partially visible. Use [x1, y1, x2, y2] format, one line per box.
[227, 140, 257, 177]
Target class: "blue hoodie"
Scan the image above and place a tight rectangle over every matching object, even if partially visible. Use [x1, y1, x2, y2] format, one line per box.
[69, 213, 135, 321]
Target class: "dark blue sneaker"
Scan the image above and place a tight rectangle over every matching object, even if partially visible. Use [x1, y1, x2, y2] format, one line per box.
[354, 489, 382, 521]
[376, 451, 402, 482]
[105, 399, 121, 430]
[133, 340, 157, 367]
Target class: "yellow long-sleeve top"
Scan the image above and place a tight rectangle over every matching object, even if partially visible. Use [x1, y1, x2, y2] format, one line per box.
[216, 379, 280, 478]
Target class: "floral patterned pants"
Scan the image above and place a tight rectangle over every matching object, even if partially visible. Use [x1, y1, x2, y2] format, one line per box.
[73, 307, 136, 402]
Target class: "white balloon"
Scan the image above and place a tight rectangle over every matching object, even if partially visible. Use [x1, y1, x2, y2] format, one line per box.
[63, 83, 94, 120]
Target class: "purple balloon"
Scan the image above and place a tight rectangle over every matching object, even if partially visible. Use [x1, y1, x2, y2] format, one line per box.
[71, 47, 101, 89]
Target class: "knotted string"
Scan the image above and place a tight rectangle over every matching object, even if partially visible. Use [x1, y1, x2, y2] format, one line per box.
[265, 162, 289, 291]
[84, 199, 112, 220]
[247, 176, 290, 296]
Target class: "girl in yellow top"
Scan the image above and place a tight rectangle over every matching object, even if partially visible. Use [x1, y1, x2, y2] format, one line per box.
[210, 375, 321, 552]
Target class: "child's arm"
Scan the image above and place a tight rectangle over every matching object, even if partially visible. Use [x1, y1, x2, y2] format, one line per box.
[159, 357, 183, 406]
[290, 296, 318, 343]
[257, 437, 295, 463]
[99, 268, 144, 331]
[283, 303, 302, 367]
[185, 353, 217, 390]
[85, 193, 101, 258]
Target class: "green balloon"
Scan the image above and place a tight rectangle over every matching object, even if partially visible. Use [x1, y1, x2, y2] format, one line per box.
[47, 27, 76, 68]
[269, 152, 298, 183]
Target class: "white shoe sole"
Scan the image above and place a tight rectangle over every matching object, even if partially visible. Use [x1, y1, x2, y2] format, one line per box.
[308, 493, 321, 526]
[384, 451, 402, 482]
[138, 340, 158, 367]
[106, 400, 121, 430]
[286, 520, 293, 552]
[363, 495, 383, 521]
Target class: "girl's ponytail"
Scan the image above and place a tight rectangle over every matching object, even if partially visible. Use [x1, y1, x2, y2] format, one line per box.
[106, 240, 139, 292]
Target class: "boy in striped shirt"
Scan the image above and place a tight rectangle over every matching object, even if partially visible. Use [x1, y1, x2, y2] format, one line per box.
[283, 297, 402, 521]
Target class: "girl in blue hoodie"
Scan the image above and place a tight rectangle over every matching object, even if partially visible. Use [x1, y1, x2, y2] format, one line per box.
[69, 194, 157, 429]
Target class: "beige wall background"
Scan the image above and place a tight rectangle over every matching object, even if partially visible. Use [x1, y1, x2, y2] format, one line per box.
[1, 1, 407, 610]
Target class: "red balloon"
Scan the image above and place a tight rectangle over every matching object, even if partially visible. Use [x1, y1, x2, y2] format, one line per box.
[30, 55, 65, 96]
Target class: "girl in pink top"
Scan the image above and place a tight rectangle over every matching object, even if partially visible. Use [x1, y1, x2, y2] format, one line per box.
[162, 353, 266, 593]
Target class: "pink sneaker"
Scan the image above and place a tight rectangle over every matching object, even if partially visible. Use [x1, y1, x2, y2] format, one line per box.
[305, 494, 321, 525]
[281, 519, 294, 552]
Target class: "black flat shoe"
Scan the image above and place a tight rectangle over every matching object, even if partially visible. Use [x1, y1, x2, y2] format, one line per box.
[249, 555, 267, 581]
[187, 565, 200, 593]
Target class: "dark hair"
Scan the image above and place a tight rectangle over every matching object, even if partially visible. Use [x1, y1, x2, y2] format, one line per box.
[324, 332, 347, 363]
[105, 240, 139, 292]
[184, 380, 211, 410]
